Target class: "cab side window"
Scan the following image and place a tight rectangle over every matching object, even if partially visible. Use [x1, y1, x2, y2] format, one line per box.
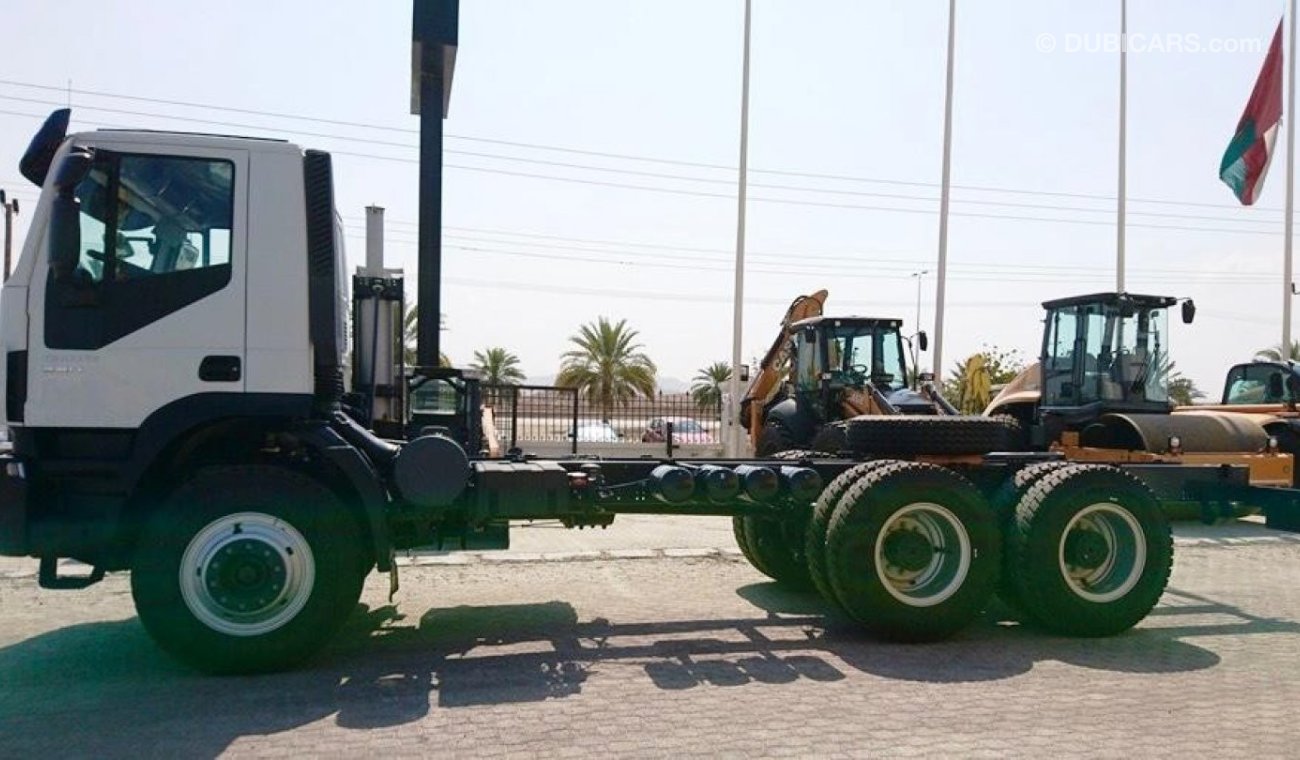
[47, 152, 236, 350]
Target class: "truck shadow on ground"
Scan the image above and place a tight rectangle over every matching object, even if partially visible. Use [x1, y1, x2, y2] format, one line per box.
[0, 584, 1295, 757]
[734, 583, 1300, 684]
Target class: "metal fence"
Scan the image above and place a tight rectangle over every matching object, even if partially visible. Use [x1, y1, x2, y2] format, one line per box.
[483, 384, 723, 452]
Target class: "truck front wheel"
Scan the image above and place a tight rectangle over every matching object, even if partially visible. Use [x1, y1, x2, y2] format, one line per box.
[131, 466, 370, 674]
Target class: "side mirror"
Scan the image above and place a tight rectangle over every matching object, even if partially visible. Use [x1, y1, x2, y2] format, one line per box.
[46, 149, 95, 282]
[47, 191, 81, 281]
[917, 331, 929, 352]
[52, 149, 94, 189]
[19, 109, 71, 186]
[1181, 299, 1196, 324]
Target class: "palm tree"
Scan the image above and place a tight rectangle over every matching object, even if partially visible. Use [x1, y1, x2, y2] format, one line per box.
[555, 317, 657, 418]
[1255, 340, 1300, 362]
[471, 347, 525, 409]
[946, 353, 992, 414]
[690, 361, 732, 412]
[1152, 353, 1204, 406]
[401, 303, 450, 367]
[471, 347, 526, 385]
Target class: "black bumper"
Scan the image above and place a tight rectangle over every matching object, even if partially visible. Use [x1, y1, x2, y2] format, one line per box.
[0, 453, 29, 556]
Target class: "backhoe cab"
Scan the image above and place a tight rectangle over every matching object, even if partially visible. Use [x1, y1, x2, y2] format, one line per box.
[754, 313, 952, 455]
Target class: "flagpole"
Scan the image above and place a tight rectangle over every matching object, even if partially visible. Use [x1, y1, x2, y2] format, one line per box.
[1285, 0, 1296, 356]
[933, 0, 956, 378]
[728, 0, 752, 457]
[1116, 0, 1128, 292]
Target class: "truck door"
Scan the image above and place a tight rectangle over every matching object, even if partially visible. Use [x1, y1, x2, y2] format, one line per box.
[25, 146, 247, 429]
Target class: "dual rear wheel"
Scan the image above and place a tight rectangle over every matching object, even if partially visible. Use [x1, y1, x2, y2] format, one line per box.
[792, 461, 1172, 641]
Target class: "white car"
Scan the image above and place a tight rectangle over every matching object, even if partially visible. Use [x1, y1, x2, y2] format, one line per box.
[571, 421, 622, 442]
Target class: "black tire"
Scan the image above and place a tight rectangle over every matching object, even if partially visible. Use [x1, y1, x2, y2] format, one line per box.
[740, 514, 813, 589]
[755, 419, 797, 456]
[804, 460, 894, 609]
[989, 414, 1029, 450]
[825, 461, 1000, 641]
[809, 424, 850, 455]
[770, 449, 824, 461]
[989, 461, 1074, 613]
[131, 466, 370, 674]
[731, 516, 770, 577]
[1006, 464, 1172, 637]
[843, 415, 1020, 456]
[734, 447, 819, 577]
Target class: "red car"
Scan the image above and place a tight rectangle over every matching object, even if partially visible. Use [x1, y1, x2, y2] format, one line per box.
[641, 417, 715, 444]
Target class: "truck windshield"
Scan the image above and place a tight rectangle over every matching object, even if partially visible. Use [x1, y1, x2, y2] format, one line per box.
[825, 323, 906, 392]
[1043, 301, 1169, 407]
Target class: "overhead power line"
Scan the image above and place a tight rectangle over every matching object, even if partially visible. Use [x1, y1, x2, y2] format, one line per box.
[4, 104, 1267, 235]
[0, 78, 1280, 213]
[347, 233, 1273, 286]
[0, 94, 1273, 229]
[340, 222, 1273, 279]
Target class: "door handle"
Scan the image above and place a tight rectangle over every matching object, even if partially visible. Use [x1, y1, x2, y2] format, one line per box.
[199, 355, 241, 382]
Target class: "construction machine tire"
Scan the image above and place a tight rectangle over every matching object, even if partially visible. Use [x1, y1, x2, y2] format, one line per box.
[989, 461, 1073, 614]
[989, 414, 1029, 450]
[809, 424, 851, 456]
[771, 449, 825, 461]
[755, 420, 797, 456]
[824, 461, 1000, 641]
[804, 460, 894, 609]
[843, 415, 1019, 456]
[1006, 464, 1172, 637]
[731, 517, 769, 577]
[734, 449, 825, 578]
[131, 466, 370, 674]
[738, 515, 813, 589]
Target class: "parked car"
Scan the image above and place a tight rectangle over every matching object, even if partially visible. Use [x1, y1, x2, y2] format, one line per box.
[570, 421, 623, 442]
[641, 416, 715, 444]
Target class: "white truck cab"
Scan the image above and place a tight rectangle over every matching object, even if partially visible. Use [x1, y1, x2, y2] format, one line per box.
[3, 119, 319, 429]
[0, 110, 379, 576]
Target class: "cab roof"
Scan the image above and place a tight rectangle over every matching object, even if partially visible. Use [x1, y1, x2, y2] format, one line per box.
[790, 315, 903, 329]
[1041, 291, 1178, 310]
[79, 129, 302, 155]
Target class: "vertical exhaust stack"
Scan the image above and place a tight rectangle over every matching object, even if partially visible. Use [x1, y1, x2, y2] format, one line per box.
[351, 206, 405, 435]
[411, 0, 459, 371]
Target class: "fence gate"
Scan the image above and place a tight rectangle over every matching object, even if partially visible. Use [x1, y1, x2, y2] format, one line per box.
[484, 384, 580, 454]
[482, 384, 723, 456]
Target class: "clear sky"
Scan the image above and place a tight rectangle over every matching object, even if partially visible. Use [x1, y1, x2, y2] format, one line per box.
[0, 1, 1292, 394]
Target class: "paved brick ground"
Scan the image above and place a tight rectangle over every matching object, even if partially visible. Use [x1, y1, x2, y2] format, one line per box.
[2, 523, 1300, 758]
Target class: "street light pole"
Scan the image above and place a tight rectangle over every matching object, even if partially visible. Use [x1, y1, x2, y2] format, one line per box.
[932, 0, 957, 378]
[727, 0, 753, 457]
[911, 269, 928, 376]
[1, 190, 18, 281]
[1116, 0, 1128, 292]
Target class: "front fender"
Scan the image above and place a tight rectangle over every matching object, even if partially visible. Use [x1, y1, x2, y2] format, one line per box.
[292, 420, 394, 572]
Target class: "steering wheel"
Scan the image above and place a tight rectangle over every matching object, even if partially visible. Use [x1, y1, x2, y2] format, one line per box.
[845, 364, 871, 384]
[85, 244, 134, 263]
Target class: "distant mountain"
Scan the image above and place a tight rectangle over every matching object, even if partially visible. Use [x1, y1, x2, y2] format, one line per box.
[522, 374, 691, 394]
[657, 376, 690, 394]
